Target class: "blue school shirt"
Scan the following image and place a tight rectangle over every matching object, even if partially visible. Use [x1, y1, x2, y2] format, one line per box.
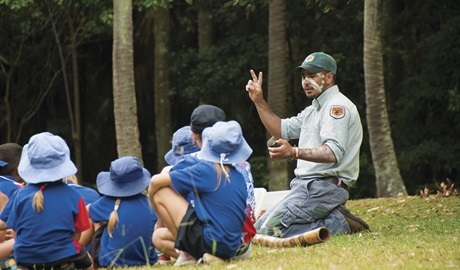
[7, 182, 90, 264]
[0, 175, 22, 198]
[0, 189, 17, 222]
[171, 154, 200, 202]
[69, 184, 100, 205]
[172, 155, 256, 219]
[68, 184, 100, 253]
[169, 161, 247, 258]
[89, 194, 157, 267]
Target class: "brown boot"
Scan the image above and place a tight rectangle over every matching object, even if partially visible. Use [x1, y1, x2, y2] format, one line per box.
[338, 205, 370, 233]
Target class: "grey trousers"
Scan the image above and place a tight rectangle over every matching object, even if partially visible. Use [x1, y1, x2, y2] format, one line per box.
[255, 178, 350, 237]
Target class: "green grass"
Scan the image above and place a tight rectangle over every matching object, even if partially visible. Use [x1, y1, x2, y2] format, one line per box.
[127, 196, 460, 269]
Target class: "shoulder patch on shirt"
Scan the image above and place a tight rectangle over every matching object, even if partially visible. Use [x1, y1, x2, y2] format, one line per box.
[330, 106, 345, 119]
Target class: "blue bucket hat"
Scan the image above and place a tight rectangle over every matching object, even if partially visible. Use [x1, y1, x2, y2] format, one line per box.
[197, 120, 252, 165]
[97, 156, 151, 197]
[296, 52, 337, 74]
[18, 132, 77, 184]
[0, 160, 8, 174]
[164, 126, 200, 165]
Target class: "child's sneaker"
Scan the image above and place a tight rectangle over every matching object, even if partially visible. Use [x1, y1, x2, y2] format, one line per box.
[202, 253, 225, 265]
[233, 243, 251, 261]
[157, 254, 171, 265]
[173, 251, 197, 267]
[0, 251, 17, 270]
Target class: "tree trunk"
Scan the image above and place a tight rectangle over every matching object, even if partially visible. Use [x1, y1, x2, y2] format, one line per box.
[268, 0, 289, 191]
[197, 5, 213, 103]
[153, 6, 172, 171]
[363, 0, 407, 197]
[198, 9, 213, 51]
[382, 0, 404, 110]
[66, 13, 83, 182]
[2, 67, 13, 142]
[44, 1, 82, 178]
[113, 0, 143, 161]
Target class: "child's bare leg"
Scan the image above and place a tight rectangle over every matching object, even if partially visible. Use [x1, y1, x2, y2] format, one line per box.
[152, 227, 179, 258]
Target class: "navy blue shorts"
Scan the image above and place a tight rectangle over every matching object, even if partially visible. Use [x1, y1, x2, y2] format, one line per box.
[174, 204, 208, 259]
[174, 204, 230, 260]
[17, 245, 92, 270]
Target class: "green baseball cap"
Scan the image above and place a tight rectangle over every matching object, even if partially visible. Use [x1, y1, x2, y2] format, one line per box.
[296, 52, 337, 74]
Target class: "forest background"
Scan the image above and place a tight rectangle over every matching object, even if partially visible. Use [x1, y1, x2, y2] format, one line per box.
[1, 0, 459, 199]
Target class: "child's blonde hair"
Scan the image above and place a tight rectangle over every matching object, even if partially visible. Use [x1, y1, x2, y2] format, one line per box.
[213, 163, 230, 189]
[107, 198, 121, 237]
[63, 175, 78, 184]
[32, 184, 47, 212]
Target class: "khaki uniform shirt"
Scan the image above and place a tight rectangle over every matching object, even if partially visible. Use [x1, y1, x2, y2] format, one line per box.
[281, 85, 363, 187]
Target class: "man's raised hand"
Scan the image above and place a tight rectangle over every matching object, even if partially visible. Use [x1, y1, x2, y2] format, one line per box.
[245, 69, 263, 103]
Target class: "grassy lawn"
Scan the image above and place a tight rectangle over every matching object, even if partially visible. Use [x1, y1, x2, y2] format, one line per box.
[130, 195, 460, 269]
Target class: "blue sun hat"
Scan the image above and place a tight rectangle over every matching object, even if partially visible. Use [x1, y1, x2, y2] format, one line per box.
[18, 132, 77, 184]
[164, 126, 200, 165]
[198, 120, 252, 166]
[97, 156, 151, 197]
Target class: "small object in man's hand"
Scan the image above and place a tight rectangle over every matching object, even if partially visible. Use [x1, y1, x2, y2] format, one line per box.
[267, 136, 281, 148]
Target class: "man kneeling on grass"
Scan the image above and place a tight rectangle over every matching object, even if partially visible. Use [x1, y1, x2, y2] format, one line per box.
[246, 52, 370, 238]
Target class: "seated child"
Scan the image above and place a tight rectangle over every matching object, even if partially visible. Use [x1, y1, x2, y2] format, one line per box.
[149, 120, 252, 266]
[64, 175, 101, 253]
[0, 143, 24, 248]
[164, 126, 200, 168]
[0, 143, 24, 197]
[0, 132, 92, 269]
[88, 156, 157, 268]
[170, 106, 256, 260]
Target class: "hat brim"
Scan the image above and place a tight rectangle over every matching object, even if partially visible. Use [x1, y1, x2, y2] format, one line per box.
[296, 64, 324, 74]
[165, 144, 200, 166]
[164, 149, 181, 166]
[18, 145, 77, 184]
[97, 168, 151, 197]
[197, 139, 252, 165]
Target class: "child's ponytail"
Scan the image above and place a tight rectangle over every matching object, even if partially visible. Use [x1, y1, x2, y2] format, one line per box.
[107, 198, 121, 237]
[214, 163, 231, 190]
[32, 184, 47, 213]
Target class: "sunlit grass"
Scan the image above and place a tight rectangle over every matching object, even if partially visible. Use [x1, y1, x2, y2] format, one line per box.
[114, 196, 460, 269]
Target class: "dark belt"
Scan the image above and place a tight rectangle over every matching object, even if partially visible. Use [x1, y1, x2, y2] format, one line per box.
[321, 177, 349, 191]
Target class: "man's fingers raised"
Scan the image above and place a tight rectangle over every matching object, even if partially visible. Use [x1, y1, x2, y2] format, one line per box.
[250, 69, 258, 82]
[258, 71, 263, 85]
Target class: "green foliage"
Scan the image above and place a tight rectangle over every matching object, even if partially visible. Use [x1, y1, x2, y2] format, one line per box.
[133, 0, 172, 10]
[168, 1, 269, 155]
[447, 87, 460, 112]
[0, 0, 33, 10]
[99, 8, 114, 27]
[387, 1, 460, 193]
[352, 151, 376, 199]
[248, 156, 270, 188]
[224, 0, 268, 10]
[225, 0, 348, 15]
[171, 35, 266, 103]
[1, 0, 459, 198]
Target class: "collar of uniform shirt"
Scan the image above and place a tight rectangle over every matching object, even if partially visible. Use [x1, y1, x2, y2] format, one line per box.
[313, 85, 339, 110]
